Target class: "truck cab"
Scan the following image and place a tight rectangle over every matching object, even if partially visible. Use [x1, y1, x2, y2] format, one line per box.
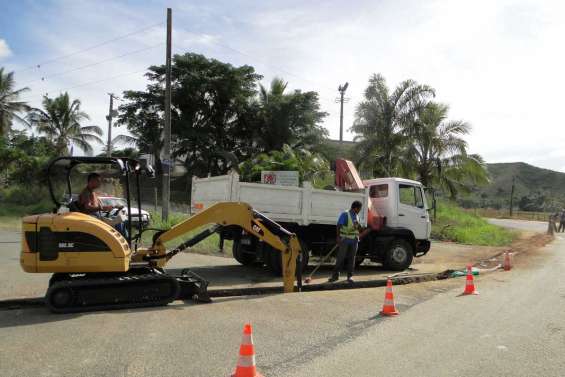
[364, 177, 431, 240]
[360, 177, 431, 269]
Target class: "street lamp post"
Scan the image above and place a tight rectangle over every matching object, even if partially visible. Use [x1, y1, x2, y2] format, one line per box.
[336, 82, 349, 146]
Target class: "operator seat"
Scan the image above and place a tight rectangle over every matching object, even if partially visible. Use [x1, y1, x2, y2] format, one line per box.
[68, 200, 83, 213]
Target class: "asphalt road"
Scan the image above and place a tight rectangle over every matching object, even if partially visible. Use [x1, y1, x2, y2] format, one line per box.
[291, 223, 565, 377]
[487, 217, 548, 233]
[0, 219, 556, 377]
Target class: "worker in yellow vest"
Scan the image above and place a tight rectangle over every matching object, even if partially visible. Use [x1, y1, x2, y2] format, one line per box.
[329, 200, 365, 283]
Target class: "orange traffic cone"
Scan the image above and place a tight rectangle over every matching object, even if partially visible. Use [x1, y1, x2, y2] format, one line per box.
[380, 278, 399, 316]
[503, 251, 512, 271]
[232, 323, 264, 377]
[462, 264, 479, 295]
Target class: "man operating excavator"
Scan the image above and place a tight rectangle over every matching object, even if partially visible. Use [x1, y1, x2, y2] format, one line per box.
[78, 172, 128, 237]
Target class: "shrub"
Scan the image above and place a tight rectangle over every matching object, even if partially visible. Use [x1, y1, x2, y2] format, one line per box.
[431, 201, 516, 246]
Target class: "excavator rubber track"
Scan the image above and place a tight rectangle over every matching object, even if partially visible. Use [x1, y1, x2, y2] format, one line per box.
[45, 268, 181, 314]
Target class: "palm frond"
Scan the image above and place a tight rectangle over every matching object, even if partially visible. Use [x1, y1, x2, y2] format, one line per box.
[80, 125, 103, 136]
[71, 138, 93, 155]
[112, 134, 137, 146]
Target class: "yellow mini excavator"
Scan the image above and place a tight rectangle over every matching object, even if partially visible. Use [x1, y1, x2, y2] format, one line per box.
[20, 157, 301, 313]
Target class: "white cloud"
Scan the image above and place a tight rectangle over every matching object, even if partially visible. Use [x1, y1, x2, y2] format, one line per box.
[9, 0, 565, 172]
[0, 39, 12, 60]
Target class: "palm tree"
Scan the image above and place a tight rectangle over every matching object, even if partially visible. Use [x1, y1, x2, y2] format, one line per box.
[0, 68, 31, 137]
[259, 77, 287, 105]
[101, 134, 138, 156]
[254, 77, 327, 152]
[255, 77, 291, 151]
[351, 73, 435, 177]
[404, 102, 488, 197]
[27, 93, 103, 155]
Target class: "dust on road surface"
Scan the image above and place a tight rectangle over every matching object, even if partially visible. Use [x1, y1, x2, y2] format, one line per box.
[487, 218, 548, 233]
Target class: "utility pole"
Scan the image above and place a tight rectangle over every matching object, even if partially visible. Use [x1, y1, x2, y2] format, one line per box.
[336, 82, 349, 146]
[509, 176, 515, 217]
[162, 7, 172, 221]
[106, 93, 118, 157]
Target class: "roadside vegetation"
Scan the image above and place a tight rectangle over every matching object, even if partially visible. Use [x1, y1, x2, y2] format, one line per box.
[431, 201, 516, 246]
[143, 211, 232, 255]
[1, 53, 508, 247]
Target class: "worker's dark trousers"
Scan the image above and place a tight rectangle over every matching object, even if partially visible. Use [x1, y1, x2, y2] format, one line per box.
[331, 240, 358, 279]
[560, 222, 565, 233]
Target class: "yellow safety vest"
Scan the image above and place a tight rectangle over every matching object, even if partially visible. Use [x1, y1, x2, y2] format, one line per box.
[340, 211, 359, 239]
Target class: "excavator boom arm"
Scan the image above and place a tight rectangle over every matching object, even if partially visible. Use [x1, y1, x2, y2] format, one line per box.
[153, 202, 300, 293]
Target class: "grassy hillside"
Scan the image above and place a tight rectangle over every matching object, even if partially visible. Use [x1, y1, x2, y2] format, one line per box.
[432, 201, 516, 246]
[459, 162, 565, 211]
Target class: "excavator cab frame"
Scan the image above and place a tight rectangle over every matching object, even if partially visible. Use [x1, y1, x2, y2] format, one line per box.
[46, 156, 153, 247]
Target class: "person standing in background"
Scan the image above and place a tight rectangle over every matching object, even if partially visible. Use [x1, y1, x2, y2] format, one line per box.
[559, 209, 565, 232]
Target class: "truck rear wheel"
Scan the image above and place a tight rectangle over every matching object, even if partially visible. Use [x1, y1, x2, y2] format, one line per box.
[384, 239, 413, 271]
[232, 239, 257, 266]
[264, 240, 309, 276]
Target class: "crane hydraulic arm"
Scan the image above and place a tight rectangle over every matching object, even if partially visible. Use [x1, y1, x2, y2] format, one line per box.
[149, 202, 301, 293]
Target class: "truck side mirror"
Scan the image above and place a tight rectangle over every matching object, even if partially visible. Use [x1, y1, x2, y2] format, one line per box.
[424, 187, 436, 211]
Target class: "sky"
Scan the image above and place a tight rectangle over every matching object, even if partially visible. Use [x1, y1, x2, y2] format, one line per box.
[1, 0, 564, 171]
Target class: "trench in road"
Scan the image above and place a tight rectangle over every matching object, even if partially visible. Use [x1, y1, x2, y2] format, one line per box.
[0, 269, 454, 311]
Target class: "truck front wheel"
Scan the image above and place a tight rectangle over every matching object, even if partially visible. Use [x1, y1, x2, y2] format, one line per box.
[384, 239, 413, 271]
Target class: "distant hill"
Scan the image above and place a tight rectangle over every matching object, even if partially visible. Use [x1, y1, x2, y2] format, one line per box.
[317, 140, 565, 211]
[459, 162, 565, 211]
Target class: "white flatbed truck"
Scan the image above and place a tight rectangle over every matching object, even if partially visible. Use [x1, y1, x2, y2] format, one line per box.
[191, 171, 432, 273]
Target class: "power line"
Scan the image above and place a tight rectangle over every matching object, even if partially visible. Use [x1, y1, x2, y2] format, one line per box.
[206, 39, 338, 95]
[19, 69, 147, 103]
[14, 22, 164, 74]
[177, 5, 339, 94]
[20, 43, 164, 88]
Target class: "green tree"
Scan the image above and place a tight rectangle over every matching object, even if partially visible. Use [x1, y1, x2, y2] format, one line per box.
[351, 73, 435, 177]
[116, 90, 163, 171]
[0, 68, 30, 137]
[0, 130, 56, 187]
[118, 53, 262, 175]
[403, 102, 489, 197]
[254, 77, 328, 151]
[118, 55, 329, 177]
[239, 144, 331, 188]
[27, 93, 103, 155]
[107, 147, 139, 159]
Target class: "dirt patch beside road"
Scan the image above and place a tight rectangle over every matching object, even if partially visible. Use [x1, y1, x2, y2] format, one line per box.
[463, 231, 553, 271]
[505, 232, 554, 269]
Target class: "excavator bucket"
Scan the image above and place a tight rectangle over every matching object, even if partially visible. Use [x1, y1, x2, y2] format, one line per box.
[175, 268, 211, 303]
